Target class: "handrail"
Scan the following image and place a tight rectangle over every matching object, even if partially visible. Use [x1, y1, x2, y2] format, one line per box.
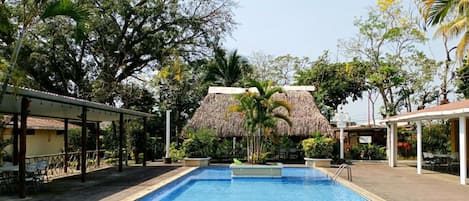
[332, 163, 352, 182]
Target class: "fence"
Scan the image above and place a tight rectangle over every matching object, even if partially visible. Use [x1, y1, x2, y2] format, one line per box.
[26, 150, 108, 179]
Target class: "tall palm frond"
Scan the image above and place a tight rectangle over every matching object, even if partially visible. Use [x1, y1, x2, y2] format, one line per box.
[206, 48, 250, 87]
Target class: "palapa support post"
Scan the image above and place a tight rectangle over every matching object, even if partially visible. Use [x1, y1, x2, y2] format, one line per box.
[119, 113, 124, 172]
[143, 117, 147, 167]
[96, 122, 100, 167]
[12, 114, 18, 165]
[18, 97, 29, 198]
[81, 107, 87, 182]
[64, 118, 69, 173]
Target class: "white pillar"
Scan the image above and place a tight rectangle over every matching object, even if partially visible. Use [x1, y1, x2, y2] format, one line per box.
[459, 117, 467, 185]
[416, 121, 422, 175]
[340, 128, 344, 159]
[165, 110, 171, 158]
[390, 123, 398, 167]
[386, 123, 391, 166]
[233, 137, 236, 155]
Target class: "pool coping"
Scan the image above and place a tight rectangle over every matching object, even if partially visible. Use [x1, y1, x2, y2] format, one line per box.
[127, 164, 385, 201]
[316, 167, 386, 201]
[123, 167, 198, 201]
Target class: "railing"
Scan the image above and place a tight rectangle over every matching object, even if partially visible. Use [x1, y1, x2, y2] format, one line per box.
[26, 150, 108, 179]
[332, 163, 352, 182]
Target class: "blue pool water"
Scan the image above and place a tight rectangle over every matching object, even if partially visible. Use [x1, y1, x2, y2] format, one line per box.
[139, 167, 366, 201]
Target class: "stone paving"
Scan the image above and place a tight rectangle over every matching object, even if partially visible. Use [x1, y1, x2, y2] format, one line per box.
[325, 162, 469, 201]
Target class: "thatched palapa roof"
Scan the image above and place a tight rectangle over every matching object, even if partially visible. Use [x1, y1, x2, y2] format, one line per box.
[186, 86, 333, 137]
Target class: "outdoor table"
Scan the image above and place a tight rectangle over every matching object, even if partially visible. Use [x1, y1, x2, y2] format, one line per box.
[0, 165, 19, 173]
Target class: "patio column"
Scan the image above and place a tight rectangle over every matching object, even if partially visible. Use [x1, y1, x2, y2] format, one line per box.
[12, 114, 18, 165]
[81, 107, 87, 182]
[119, 113, 124, 172]
[416, 121, 422, 174]
[18, 97, 29, 198]
[143, 117, 147, 167]
[389, 122, 398, 167]
[459, 116, 467, 185]
[64, 118, 69, 173]
[386, 123, 391, 166]
[96, 122, 100, 167]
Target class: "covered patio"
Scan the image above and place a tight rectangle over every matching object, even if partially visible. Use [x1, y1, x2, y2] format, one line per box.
[384, 99, 469, 185]
[0, 86, 154, 197]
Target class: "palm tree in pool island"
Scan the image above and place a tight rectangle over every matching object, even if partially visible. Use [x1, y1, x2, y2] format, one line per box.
[229, 80, 292, 164]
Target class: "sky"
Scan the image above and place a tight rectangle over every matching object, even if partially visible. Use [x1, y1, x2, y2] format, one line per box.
[224, 0, 449, 124]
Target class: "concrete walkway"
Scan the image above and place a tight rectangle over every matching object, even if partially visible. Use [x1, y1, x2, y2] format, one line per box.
[0, 162, 187, 201]
[325, 162, 469, 201]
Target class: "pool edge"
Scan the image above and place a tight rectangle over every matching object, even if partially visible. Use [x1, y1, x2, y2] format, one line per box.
[125, 167, 198, 201]
[316, 167, 386, 201]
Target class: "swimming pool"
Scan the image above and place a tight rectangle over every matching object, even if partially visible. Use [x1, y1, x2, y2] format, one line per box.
[138, 167, 366, 201]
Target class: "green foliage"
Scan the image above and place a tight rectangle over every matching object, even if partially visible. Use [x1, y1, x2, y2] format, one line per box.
[341, 2, 439, 117]
[229, 80, 292, 163]
[68, 127, 96, 152]
[456, 63, 469, 98]
[301, 133, 334, 159]
[350, 144, 386, 160]
[169, 142, 185, 162]
[295, 51, 368, 115]
[422, 122, 451, 153]
[182, 128, 218, 158]
[204, 48, 252, 87]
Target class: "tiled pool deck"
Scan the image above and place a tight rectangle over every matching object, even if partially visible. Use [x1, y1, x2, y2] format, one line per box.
[1, 161, 469, 201]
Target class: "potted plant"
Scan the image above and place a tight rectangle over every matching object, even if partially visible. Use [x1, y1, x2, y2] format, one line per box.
[302, 133, 334, 168]
[182, 128, 217, 167]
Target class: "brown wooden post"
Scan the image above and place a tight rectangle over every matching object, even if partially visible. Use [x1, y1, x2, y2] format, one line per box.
[64, 118, 69, 173]
[118, 113, 124, 172]
[18, 97, 29, 198]
[12, 114, 18, 165]
[143, 117, 147, 167]
[81, 107, 87, 182]
[96, 122, 100, 167]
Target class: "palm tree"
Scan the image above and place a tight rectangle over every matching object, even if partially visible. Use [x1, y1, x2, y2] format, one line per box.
[205, 48, 251, 87]
[0, 0, 88, 104]
[229, 80, 292, 164]
[417, 0, 469, 60]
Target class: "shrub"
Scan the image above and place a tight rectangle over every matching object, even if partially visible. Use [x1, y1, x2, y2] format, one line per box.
[169, 142, 185, 161]
[301, 133, 334, 159]
[350, 144, 386, 160]
[182, 128, 218, 158]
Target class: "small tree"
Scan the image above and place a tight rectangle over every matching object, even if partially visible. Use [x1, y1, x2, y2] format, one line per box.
[229, 80, 292, 164]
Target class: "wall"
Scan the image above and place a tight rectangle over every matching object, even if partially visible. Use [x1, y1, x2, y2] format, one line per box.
[2, 128, 64, 157]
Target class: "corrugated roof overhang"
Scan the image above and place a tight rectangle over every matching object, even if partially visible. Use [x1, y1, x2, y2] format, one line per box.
[1, 85, 154, 121]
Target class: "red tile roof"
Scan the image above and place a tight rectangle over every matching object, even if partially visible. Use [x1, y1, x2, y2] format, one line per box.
[385, 99, 469, 122]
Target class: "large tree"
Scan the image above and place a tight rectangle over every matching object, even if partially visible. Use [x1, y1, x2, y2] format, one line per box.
[456, 62, 469, 98]
[341, 1, 439, 117]
[249, 52, 311, 86]
[7, 0, 236, 105]
[295, 51, 368, 118]
[0, 0, 88, 103]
